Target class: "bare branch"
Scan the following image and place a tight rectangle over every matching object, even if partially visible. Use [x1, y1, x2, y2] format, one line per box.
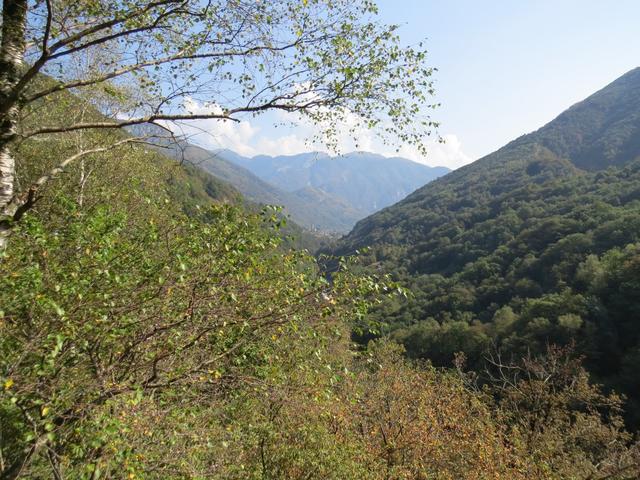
[22, 113, 237, 138]
[22, 91, 343, 139]
[41, 0, 53, 55]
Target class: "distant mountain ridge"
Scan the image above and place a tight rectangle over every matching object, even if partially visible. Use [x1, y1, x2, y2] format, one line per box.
[219, 150, 450, 214]
[162, 144, 366, 232]
[130, 121, 450, 233]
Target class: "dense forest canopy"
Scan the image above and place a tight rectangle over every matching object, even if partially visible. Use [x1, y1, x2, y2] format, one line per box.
[6, 72, 638, 480]
[2, 1, 640, 479]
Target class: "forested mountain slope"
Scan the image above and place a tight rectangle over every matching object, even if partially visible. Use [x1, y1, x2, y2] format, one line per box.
[516, 66, 640, 171]
[330, 67, 640, 425]
[5, 1, 640, 477]
[338, 67, 640, 253]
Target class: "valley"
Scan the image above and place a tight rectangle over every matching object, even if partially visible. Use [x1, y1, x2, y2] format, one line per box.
[2, 1, 640, 478]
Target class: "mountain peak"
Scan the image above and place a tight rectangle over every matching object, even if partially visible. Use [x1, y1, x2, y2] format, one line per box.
[218, 150, 450, 218]
[510, 66, 640, 171]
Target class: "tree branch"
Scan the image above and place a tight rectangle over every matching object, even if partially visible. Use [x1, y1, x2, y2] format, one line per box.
[41, 0, 53, 55]
[47, 0, 181, 54]
[1, 137, 144, 224]
[1, 1, 183, 117]
[23, 36, 319, 105]
[22, 113, 238, 138]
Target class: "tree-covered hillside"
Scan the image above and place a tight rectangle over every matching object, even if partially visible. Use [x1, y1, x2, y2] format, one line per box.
[330, 67, 640, 425]
[3, 1, 640, 478]
[517, 66, 640, 171]
[8, 75, 640, 480]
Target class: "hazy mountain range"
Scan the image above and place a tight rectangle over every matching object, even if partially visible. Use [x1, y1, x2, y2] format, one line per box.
[220, 150, 450, 214]
[157, 144, 449, 233]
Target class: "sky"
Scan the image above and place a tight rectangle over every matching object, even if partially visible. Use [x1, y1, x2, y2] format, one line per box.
[178, 0, 640, 170]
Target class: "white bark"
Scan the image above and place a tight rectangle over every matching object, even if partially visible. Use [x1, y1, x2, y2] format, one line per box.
[0, 139, 16, 209]
[0, 146, 15, 249]
[0, 146, 15, 213]
[0, 0, 28, 249]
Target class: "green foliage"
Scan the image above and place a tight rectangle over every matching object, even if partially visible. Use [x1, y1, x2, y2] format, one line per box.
[3, 21, 640, 480]
[2, 169, 638, 478]
[16, 0, 441, 153]
[1, 86, 386, 477]
[342, 160, 640, 380]
[0, 189, 381, 478]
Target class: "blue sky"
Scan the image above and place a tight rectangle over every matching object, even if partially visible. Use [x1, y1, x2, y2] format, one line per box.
[377, 0, 640, 161]
[180, 0, 640, 169]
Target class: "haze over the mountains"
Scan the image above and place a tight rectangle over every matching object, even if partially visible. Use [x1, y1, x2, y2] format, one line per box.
[219, 150, 450, 214]
[161, 144, 449, 233]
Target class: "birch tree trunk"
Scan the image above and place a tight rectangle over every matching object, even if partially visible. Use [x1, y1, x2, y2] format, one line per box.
[0, 0, 28, 249]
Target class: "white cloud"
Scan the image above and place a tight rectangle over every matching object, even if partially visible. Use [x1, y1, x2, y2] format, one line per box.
[165, 98, 473, 169]
[381, 134, 472, 169]
[254, 134, 310, 156]
[166, 98, 260, 156]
